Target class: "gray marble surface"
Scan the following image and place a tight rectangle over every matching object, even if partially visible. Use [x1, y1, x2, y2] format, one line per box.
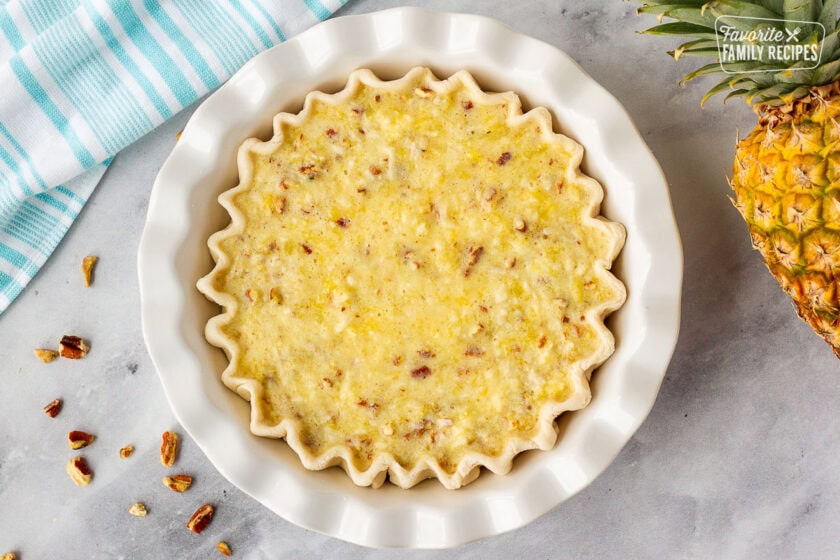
[2, 1, 839, 558]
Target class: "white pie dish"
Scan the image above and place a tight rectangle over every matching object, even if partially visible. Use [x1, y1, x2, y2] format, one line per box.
[138, 6, 682, 549]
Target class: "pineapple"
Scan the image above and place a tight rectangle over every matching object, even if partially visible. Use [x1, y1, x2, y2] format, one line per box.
[637, 0, 840, 356]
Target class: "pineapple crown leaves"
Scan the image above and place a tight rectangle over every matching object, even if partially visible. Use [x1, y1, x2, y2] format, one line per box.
[636, 0, 840, 105]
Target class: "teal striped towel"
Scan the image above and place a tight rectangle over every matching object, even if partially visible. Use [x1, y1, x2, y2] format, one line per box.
[0, 0, 346, 314]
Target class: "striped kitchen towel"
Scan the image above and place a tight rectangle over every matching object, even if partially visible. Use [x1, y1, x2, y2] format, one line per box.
[0, 0, 347, 314]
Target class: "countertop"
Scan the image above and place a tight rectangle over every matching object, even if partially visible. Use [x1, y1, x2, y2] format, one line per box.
[2, 1, 839, 558]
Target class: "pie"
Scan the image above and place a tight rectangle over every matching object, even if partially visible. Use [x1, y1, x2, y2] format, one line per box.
[197, 67, 626, 489]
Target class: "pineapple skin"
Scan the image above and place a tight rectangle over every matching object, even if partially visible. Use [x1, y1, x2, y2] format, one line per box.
[731, 92, 840, 357]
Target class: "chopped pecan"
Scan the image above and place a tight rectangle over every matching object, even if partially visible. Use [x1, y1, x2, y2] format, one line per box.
[464, 345, 483, 357]
[273, 196, 286, 214]
[163, 474, 193, 493]
[59, 336, 89, 359]
[464, 245, 484, 277]
[160, 431, 179, 467]
[462, 100, 474, 110]
[414, 87, 433, 98]
[217, 542, 232, 556]
[43, 398, 62, 418]
[301, 243, 313, 254]
[119, 445, 134, 459]
[497, 152, 512, 165]
[325, 128, 336, 137]
[128, 502, 148, 517]
[67, 456, 92, 486]
[505, 257, 517, 269]
[68, 430, 95, 450]
[514, 217, 527, 232]
[335, 217, 349, 228]
[34, 348, 59, 363]
[81, 255, 97, 287]
[556, 179, 564, 193]
[417, 348, 435, 358]
[411, 365, 432, 379]
[186, 504, 215, 534]
[537, 335, 548, 348]
[369, 165, 382, 176]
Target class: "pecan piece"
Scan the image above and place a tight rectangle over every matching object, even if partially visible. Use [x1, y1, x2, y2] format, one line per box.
[59, 336, 89, 359]
[411, 365, 432, 379]
[186, 504, 215, 534]
[464, 345, 484, 357]
[497, 152, 512, 165]
[128, 502, 148, 517]
[68, 430, 95, 450]
[514, 217, 527, 232]
[464, 245, 484, 277]
[163, 474, 193, 493]
[34, 348, 59, 363]
[217, 542, 232, 556]
[43, 398, 62, 418]
[160, 431, 179, 466]
[119, 445, 134, 459]
[67, 456, 92, 486]
[81, 255, 97, 287]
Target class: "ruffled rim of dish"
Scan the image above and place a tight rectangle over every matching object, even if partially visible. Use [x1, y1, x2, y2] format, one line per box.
[196, 66, 627, 489]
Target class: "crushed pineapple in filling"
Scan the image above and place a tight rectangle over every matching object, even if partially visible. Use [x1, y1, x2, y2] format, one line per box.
[215, 80, 619, 473]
